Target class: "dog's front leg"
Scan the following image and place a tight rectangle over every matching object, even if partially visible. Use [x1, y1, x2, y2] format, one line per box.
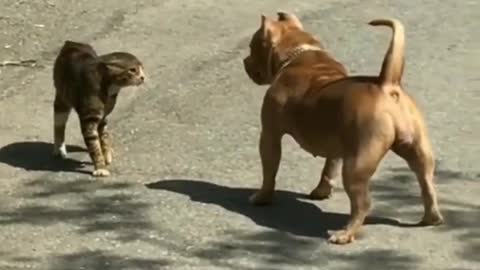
[309, 158, 342, 200]
[249, 130, 282, 205]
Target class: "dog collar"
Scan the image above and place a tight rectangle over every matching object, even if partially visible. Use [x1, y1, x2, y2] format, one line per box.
[267, 43, 324, 82]
[277, 44, 324, 71]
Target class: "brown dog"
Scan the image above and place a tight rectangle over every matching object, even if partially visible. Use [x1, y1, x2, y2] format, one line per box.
[243, 12, 443, 244]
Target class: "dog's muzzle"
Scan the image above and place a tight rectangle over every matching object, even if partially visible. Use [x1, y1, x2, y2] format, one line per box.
[243, 56, 267, 85]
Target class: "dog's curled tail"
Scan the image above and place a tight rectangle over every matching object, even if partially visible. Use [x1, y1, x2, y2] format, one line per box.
[369, 18, 405, 87]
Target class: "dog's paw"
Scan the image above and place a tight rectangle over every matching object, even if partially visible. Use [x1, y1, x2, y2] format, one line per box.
[92, 168, 110, 177]
[419, 211, 444, 226]
[308, 186, 333, 200]
[249, 191, 273, 206]
[328, 230, 355, 245]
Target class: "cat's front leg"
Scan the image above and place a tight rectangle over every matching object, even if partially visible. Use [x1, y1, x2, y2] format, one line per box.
[80, 114, 109, 177]
[98, 118, 113, 165]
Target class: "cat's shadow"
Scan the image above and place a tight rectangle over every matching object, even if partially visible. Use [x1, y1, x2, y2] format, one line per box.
[0, 141, 91, 174]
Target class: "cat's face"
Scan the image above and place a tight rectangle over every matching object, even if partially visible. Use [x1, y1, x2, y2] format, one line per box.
[100, 52, 145, 87]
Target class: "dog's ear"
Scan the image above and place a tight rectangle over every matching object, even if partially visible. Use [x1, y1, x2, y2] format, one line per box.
[261, 14, 281, 45]
[277, 11, 303, 30]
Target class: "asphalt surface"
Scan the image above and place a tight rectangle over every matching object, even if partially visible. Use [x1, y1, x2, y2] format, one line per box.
[0, 0, 479, 269]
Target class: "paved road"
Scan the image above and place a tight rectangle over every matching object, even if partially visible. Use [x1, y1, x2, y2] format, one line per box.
[0, 0, 478, 269]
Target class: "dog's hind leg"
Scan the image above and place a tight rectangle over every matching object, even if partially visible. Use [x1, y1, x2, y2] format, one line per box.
[250, 130, 282, 206]
[392, 133, 443, 226]
[309, 158, 342, 200]
[329, 138, 389, 245]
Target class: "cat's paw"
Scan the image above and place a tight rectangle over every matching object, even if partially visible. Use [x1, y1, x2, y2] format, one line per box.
[52, 144, 68, 159]
[92, 168, 110, 177]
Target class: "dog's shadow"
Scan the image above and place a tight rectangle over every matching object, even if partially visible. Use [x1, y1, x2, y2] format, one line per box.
[146, 179, 410, 239]
[0, 141, 90, 174]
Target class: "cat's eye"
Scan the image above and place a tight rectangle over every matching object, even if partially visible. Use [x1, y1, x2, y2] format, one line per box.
[129, 67, 137, 73]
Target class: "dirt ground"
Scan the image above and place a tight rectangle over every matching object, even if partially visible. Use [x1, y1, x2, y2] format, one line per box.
[0, 0, 479, 269]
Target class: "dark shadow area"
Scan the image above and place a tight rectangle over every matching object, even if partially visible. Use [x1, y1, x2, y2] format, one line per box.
[377, 166, 480, 214]
[370, 165, 480, 220]
[22, 178, 131, 199]
[0, 251, 38, 268]
[0, 141, 90, 174]
[459, 237, 480, 264]
[443, 209, 480, 264]
[189, 230, 421, 270]
[327, 249, 421, 270]
[387, 161, 478, 183]
[1, 248, 169, 270]
[193, 230, 324, 269]
[372, 166, 480, 266]
[371, 181, 478, 215]
[146, 179, 411, 239]
[0, 179, 154, 243]
[49, 250, 169, 270]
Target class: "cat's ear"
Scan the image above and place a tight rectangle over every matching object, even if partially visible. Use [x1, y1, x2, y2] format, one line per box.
[98, 61, 124, 75]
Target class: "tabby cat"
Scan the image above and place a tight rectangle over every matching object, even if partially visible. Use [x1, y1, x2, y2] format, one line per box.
[52, 40, 145, 177]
